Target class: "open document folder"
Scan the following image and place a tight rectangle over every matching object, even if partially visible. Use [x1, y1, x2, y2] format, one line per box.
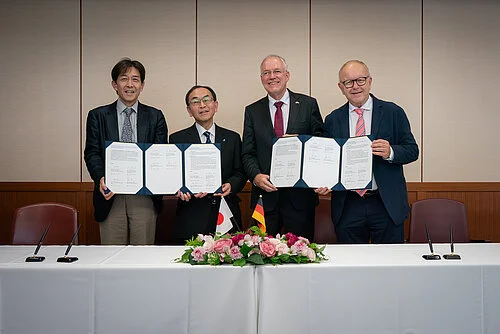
[269, 135, 372, 191]
[105, 141, 222, 195]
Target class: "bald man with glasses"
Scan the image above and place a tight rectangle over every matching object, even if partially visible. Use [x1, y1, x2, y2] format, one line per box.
[320, 60, 419, 244]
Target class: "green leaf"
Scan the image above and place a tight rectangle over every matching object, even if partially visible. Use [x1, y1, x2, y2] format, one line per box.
[232, 258, 246, 267]
[279, 254, 290, 262]
[247, 253, 265, 265]
[240, 244, 252, 257]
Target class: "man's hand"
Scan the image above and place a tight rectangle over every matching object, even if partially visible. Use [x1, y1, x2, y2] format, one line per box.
[314, 187, 332, 196]
[99, 177, 114, 200]
[176, 190, 208, 201]
[253, 173, 278, 192]
[372, 139, 391, 159]
[214, 183, 232, 197]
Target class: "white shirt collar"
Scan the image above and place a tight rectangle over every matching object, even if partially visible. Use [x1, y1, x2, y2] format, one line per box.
[349, 95, 373, 113]
[267, 89, 290, 106]
[195, 122, 215, 140]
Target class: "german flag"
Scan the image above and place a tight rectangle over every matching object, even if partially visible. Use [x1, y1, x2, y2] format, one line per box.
[252, 195, 266, 233]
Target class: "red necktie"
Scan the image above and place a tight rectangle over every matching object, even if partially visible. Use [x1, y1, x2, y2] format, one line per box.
[274, 101, 284, 138]
[354, 108, 367, 197]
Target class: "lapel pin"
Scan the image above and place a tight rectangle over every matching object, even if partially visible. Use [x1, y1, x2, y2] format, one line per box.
[295, 101, 300, 104]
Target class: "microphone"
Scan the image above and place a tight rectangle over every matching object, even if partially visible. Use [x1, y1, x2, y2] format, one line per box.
[422, 223, 441, 260]
[57, 224, 81, 263]
[26, 224, 51, 262]
[443, 223, 461, 260]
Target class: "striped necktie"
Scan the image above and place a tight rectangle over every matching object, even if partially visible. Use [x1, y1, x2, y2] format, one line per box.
[203, 131, 212, 143]
[354, 108, 367, 197]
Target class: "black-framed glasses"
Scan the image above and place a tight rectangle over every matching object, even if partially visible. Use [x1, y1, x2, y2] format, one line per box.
[190, 95, 214, 106]
[341, 76, 369, 88]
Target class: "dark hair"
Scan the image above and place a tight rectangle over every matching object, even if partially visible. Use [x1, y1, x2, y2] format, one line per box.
[111, 58, 146, 82]
[185, 85, 217, 106]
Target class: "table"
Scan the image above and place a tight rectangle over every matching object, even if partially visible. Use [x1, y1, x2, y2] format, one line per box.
[0, 246, 257, 334]
[1, 244, 500, 334]
[256, 243, 500, 334]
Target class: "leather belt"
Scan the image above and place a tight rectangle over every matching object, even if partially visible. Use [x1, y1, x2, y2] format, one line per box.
[349, 189, 379, 199]
[362, 190, 379, 198]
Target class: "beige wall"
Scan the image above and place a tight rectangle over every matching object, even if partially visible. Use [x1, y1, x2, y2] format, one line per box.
[1, 0, 499, 182]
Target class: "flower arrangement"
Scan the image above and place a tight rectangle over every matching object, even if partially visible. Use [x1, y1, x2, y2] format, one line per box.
[176, 226, 327, 266]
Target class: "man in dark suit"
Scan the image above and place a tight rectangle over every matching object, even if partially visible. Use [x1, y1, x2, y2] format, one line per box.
[84, 58, 167, 245]
[242, 55, 324, 241]
[321, 60, 419, 243]
[169, 85, 246, 242]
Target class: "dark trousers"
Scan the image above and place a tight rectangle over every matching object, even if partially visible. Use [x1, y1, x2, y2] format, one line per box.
[263, 189, 315, 241]
[335, 191, 404, 244]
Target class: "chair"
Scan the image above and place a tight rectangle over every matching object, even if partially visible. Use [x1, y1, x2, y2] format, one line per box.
[408, 198, 469, 243]
[11, 202, 78, 245]
[155, 196, 179, 245]
[314, 197, 337, 244]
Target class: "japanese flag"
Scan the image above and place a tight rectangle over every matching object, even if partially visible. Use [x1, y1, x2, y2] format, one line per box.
[216, 196, 233, 235]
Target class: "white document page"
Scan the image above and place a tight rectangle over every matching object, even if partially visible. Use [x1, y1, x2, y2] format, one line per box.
[184, 144, 221, 193]
[105, 142, 143, 194]
[145, 144, 182, 194]
[340, 136, 372, 190]
[302, 137, 340, 188]
[270, 136, 302, 188]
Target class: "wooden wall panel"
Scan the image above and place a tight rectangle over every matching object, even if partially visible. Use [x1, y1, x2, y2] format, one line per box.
[1, 182, 499, 245]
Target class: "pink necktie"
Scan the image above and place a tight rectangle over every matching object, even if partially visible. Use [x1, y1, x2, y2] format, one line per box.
[274, 101, 284, 138]
[354, 108, 367, 197]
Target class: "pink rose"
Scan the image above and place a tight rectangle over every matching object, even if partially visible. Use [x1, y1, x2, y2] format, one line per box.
[259, 240, 276, 257]
[192, 246, 206, 262]
[298, 236, 310, 245]
[213, 238, 233, 254]
[304, 247, 316, 261]
[202, 236, 215, 252]
[276, 242, 290, 255]
[291, 240, 308, 255]
[267, 238, 281, 246]
[229, 246, 243, 260]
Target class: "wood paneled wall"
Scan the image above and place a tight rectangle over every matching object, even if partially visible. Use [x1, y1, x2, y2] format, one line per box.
[1, 182, 499, 245]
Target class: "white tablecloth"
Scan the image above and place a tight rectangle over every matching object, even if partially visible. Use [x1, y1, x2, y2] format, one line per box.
[1, 244, 499, 334]
[0, 246, 257, 334]
[256, 243, 500, 334]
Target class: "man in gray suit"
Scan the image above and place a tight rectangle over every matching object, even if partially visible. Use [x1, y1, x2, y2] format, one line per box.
[84, 58, 168, 245]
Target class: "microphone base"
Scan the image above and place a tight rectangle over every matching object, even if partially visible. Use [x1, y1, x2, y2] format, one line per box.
[422, 254, 441, 260]
[25, 256, 45, 262]
[57, 256, 78, 263]
[443, 254, 461, 260]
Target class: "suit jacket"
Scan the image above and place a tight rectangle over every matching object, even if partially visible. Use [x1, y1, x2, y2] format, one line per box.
[84, 100, 168, 222]
[169, 123, 247, 239]
[242, 90, 324, 211]
[324, 94, 419, 225]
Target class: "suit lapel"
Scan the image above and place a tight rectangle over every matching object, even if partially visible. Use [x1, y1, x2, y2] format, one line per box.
[339, 103, 350, 138]
[257, 97, 275, 137]
[189, 124, 202, 144]
[370, 95, 383, 137]
[136, 102, 148, 143]
[106, 101, 120, 141]
[287, 90, 300, 134]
